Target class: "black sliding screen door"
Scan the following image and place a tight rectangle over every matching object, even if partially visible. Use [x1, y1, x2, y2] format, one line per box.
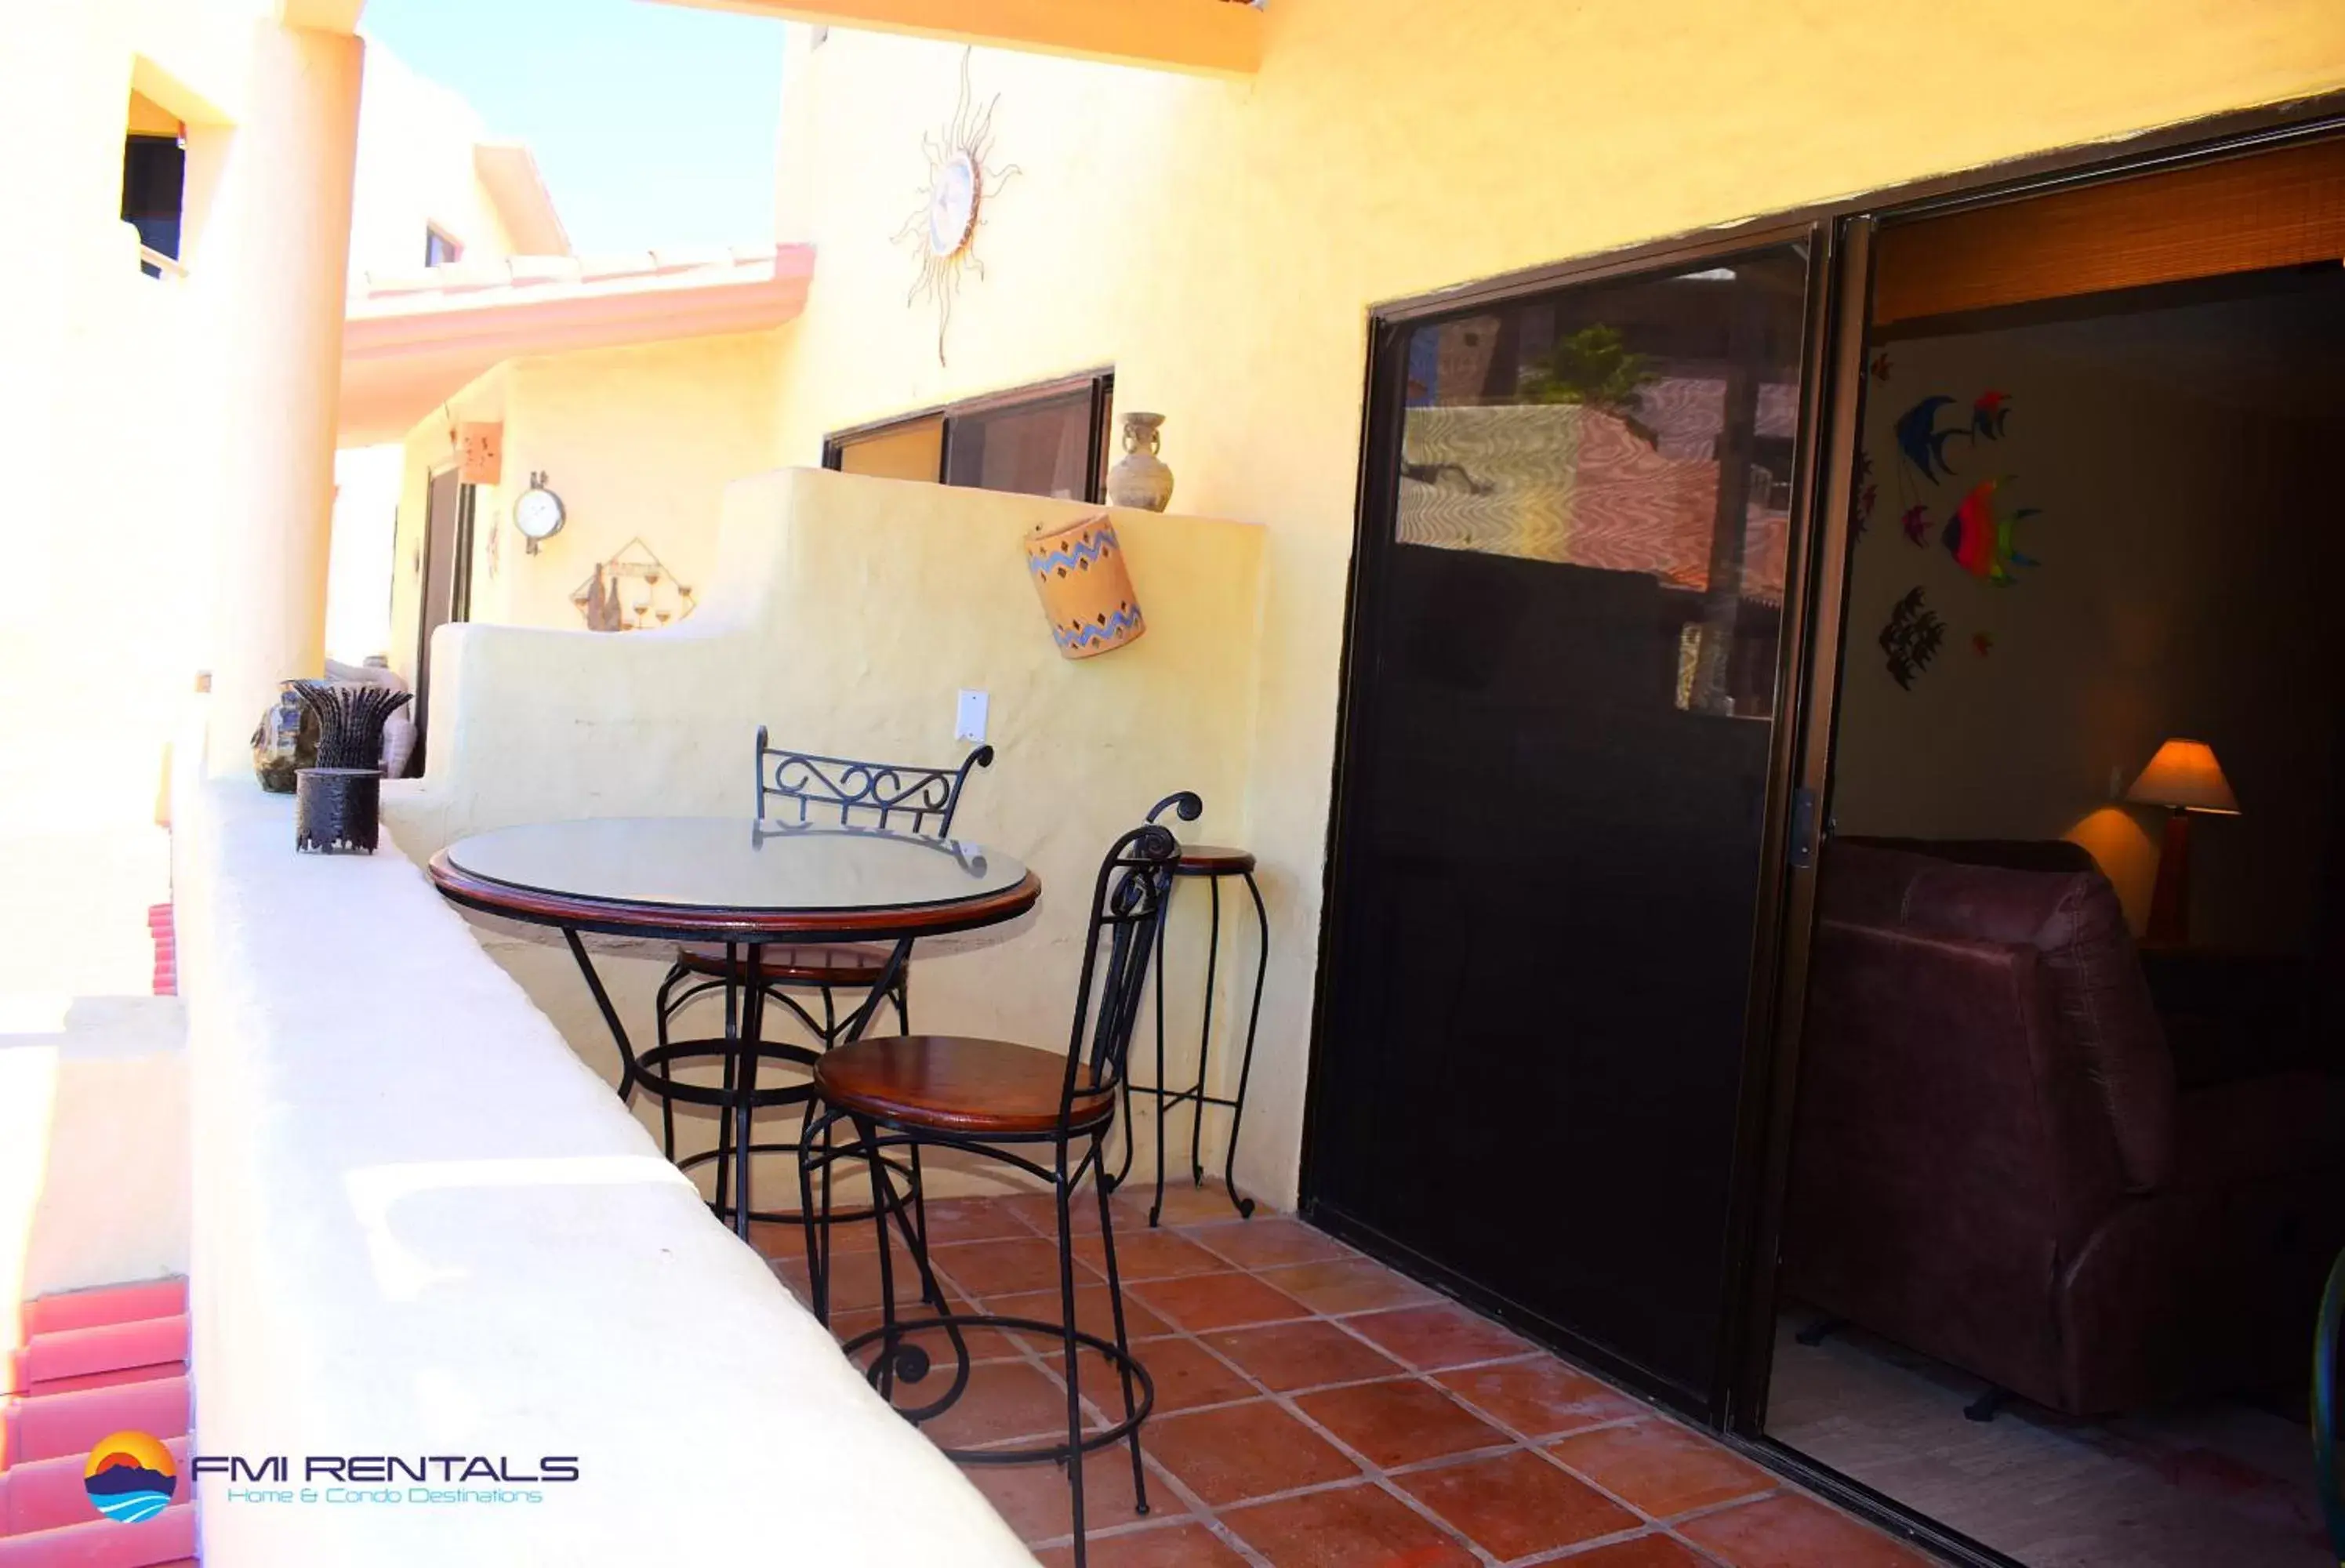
[1308, 235, 1829, 1411]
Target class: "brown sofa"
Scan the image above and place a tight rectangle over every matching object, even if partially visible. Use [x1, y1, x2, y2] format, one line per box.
[1782, 839, 2345, 1417]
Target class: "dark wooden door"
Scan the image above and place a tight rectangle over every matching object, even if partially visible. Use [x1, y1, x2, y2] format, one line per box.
[1307, 235, 1830, 1411]
[413, 466, 474, 762]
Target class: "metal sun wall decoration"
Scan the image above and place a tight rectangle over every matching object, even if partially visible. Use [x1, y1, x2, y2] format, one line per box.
[895, 49, 1020, 366]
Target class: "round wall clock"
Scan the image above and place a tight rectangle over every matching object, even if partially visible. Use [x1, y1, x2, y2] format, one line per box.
[514, 470, 565, 554]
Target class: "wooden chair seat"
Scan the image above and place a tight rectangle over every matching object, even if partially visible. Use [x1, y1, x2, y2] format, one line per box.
[674, 941, 893, 988]
[1176, 844, 1256, 876]
[814, 1035, 1115, 1136]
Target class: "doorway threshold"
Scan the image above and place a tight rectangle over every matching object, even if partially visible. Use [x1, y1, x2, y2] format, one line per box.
[1727, 1433, 2029, 1568]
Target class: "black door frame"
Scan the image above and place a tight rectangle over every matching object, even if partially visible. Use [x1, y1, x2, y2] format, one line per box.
[1302, 215, 1846, 1417]
[1301, 89, 2345, 1568]
[412, 463, 477, 763]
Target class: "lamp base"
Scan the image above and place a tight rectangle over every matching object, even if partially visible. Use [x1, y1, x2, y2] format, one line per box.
[2145, 808, 2191, 947]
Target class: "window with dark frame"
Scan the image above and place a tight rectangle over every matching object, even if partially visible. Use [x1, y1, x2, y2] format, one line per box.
[822, 371, 1116, 504]
[425, 227, 464, 267]
[122, 134, 185, 277]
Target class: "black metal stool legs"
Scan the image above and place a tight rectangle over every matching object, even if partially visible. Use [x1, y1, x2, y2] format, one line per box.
[1090, 1129, 1150, 1523]
[805, 1116, 1156, 1568]
[730, 947, 766, 1242]
[1109, 866, 1267, 1225]
[1222, 871, 1269, 1218]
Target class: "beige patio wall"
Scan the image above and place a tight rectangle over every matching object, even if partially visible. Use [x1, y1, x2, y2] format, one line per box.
[381, 332, 782, 676]
[383, 466, 1265, 1201]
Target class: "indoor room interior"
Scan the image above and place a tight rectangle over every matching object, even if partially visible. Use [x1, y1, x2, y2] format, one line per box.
[1766, 150, 2345, 1568]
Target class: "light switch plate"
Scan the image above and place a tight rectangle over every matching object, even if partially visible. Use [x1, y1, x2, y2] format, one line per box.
[956, 688, 989, 744]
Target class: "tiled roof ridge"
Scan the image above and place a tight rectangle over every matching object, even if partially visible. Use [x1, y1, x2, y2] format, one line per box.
[355, 241, 793, 306]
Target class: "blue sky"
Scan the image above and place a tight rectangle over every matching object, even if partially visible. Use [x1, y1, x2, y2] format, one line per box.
[363, 0, 784, 254]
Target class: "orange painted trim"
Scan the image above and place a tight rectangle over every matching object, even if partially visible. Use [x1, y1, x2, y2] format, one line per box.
[658, 0, 1262, 77]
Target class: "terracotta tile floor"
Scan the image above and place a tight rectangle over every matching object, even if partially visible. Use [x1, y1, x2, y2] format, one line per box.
[760, 1186, 1937, 1566]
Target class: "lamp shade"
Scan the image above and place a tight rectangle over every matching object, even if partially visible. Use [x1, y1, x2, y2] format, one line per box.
[2125, 738, 2239, 815]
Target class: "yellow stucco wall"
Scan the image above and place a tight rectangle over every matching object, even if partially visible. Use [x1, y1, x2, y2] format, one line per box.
[385, 331, 782, 680]
[750, 1, 2345, 1207]
[346, 42, 528, 281]
[385, 467, 1265, 1201]
[0, 0, 276, 836]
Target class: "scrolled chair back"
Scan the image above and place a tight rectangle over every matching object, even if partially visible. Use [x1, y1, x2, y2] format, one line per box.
[1059, 791, 1200, 1123]
[753, 724, 994, 837]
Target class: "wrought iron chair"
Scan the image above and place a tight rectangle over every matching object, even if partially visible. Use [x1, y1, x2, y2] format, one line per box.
[797, 793, 1198, 1566]
[644, 729, 993, 1236]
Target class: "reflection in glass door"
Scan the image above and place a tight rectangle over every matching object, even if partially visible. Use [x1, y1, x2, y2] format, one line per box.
[1309, 241, 1820, 1408]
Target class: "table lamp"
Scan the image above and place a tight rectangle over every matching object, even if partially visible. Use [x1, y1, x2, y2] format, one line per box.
[2125, 738, 2238, 946]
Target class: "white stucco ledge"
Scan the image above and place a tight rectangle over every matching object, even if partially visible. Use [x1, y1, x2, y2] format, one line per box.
[174, 774, 1034, 1565]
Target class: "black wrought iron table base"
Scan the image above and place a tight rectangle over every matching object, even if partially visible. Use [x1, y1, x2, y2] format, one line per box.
[1108, 858, 1268, 1225]
[648, 1034, 927, 1243]
[563, 930, 924, 1244]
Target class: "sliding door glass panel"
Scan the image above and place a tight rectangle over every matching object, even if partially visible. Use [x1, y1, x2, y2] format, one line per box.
[1312, 244, 1813, 1404]
[836, 417, 946, 482]
[943, 390, 1093, 500]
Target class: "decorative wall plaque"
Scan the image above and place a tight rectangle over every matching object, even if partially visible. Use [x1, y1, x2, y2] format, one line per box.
[568, 538, 695, 633]
[459, 422, 503, 485]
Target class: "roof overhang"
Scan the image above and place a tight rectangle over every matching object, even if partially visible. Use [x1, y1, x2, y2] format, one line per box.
[337, 244, 812, 447]
[474, 141, 572, 258]
[656, 0, 1261, 77]
[282, 0, 367, 34]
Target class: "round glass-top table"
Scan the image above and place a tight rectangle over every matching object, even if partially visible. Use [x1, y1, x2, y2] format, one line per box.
[427, 818, 1042, 1238]
[430, 817, 1036, 942]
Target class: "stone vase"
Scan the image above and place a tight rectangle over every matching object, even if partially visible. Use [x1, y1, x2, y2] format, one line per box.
[1105, 412, 1174, 513]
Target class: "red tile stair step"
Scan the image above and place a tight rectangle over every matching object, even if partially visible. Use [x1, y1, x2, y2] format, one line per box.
[147, 904, 175, 998]
[7, 1318, 188, 1399]
[0, 1439, 191, 1535]
[2, 1279, 196, 1567]
[21, 1283, 186, 1343]
[0, 1510, 197, 1568]
[1, 1376, 192, 1468]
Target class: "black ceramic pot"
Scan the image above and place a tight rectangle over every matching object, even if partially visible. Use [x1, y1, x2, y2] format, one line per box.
[294, 767, 383, 854]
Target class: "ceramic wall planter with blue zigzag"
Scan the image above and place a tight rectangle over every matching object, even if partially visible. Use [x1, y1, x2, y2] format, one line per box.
[1024, 513, 1146, 661]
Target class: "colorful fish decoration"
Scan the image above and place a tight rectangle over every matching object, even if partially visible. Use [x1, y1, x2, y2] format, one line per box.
[1900, 504, 1929, 546]
[1972, 390, 2012, 440]
[1973, 632, 1994, 656]
[1880, 586, 1945, 691]
[1894, 395, 1963, 485]
[1940, 478, 2041, 584]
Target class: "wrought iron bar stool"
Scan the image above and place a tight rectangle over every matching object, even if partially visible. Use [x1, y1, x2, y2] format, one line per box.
[644, 730, 993, 1238]
[797, 793, 1197, 1566]
[1107, 798, 1268, 1224]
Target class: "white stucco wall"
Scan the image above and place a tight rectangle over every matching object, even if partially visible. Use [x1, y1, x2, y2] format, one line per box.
[173, 762, 1033, 1566]
[0, 996, 189, 1359]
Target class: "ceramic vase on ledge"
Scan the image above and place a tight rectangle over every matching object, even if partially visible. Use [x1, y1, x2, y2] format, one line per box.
[1105, 412, 1174, 513]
